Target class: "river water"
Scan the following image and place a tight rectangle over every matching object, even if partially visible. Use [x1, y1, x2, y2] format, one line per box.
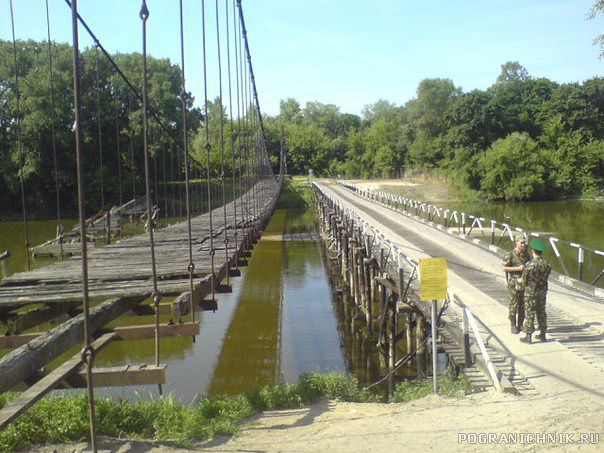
[1, 197, 602, 399]
[439, 199, 604, 286]
[1, 209, 382, 401]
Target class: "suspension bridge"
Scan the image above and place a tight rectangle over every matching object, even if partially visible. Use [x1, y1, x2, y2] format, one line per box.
[0, 0, 283, 445]
[1, 0, 604, 449]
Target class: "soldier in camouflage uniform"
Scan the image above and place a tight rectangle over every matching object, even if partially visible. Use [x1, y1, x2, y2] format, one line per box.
[502, 233, 531, 334]
[520, 238, 551, 344]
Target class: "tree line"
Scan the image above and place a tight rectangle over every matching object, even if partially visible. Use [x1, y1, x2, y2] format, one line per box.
[261, 61, 603, 201]
[1, 39, 603, 220]
[0, 39, 271, 219]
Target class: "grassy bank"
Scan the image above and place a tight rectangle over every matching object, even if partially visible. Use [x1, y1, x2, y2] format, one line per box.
[277, 178, 314, 209]
[0, 372, 468, 451]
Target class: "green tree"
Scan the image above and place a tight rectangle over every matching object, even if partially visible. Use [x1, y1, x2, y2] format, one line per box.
[479, 132, 550, 200]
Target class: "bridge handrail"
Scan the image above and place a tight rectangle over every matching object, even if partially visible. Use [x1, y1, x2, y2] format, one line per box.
[338, 181, 604, 289]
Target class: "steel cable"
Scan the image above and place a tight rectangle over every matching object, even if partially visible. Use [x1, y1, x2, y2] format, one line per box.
[45, 0, 64, 260]
[9, 0, 31, 271]
[69, 0, 97, 448]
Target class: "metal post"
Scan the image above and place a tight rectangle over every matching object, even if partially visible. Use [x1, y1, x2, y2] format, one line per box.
[431, 299, 438, 393]
[462, 306, 472, 367]
[0, 251, 10, 279]
[578, 247, 584, 281]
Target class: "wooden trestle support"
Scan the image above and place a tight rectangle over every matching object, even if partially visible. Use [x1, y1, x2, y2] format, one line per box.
[313, 183, 517, 393]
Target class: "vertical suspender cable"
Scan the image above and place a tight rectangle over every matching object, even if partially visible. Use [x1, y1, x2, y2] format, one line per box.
[225, 0, 238, 268]
[9, 0, 31, 271]
[178, 0, 196, 321]
[202, 0, 217, 300]
[215, 0, 230, 284]
[161, 136, 168, 219]
[69, 0, 97, 449]
[236, 8, 250, 225]
[114, 85, 123, 207]
[45, 0, 64, 260]
[232, 0, 246, 251]
[128, 90, 136, 206]
[139, 0, 162, 379]
[94, 46, 105, 215]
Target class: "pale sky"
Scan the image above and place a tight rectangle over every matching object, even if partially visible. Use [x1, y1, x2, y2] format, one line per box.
[1, 0, 602, 116]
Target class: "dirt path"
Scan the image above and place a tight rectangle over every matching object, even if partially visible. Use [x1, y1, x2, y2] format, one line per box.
[39, 391, 603, 452]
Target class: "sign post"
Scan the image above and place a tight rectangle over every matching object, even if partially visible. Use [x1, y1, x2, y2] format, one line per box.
[419, 257, 447, 394]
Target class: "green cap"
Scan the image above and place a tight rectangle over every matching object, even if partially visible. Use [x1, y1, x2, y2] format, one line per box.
[530, 238, 547, 252]
[514, 233, 526, 243]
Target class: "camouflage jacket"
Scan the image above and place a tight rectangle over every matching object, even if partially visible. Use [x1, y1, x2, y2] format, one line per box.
[521, 256, 551, 295]
[503, 248, 531, 279]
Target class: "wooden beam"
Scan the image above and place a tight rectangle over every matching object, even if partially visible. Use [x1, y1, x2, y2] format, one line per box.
[0, 332, 116, 430]
[112, 322, 199, 341]
[12, 364, 166, 390]
[0, 296, 144, 394]
[3, 302, 80, 335]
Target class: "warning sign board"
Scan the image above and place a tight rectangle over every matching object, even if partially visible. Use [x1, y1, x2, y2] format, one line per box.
[419, 257, 447, 301]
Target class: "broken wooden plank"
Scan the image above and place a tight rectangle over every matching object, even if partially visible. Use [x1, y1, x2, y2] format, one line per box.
[0, 296, 144, 393]
[0, 332, 116, 430]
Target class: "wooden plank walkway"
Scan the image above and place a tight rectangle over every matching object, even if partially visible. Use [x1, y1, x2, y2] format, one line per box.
[0, 181, 279, 315]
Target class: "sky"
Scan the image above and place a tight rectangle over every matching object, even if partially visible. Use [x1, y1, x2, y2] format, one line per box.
[1, 0, 602, 116]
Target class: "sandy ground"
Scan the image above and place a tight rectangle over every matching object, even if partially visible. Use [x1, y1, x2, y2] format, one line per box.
[35, 390, 603, 452]
[347, 177, 461, 203]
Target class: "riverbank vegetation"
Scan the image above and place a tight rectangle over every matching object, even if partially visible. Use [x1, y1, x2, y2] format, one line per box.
[0, 372, 468, 451]
[2, 38, 602, 221]
[261, 63, 603, 201]
[277, 178, 314, 209]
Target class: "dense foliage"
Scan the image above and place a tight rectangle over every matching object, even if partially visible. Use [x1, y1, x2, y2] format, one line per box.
[2, 38, 602, 208]
[261, 63, 604, 200]
[0, 39, 202, 218]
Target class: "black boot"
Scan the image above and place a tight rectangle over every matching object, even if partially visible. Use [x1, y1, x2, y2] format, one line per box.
[537, 331, 547, 342]
[520, 333, 532, 344]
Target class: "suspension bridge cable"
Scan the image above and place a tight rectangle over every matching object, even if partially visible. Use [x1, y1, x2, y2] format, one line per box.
[160, 134, 168, 220]
[178, 0, 197, 321]
[63, 0, 186, 160]
[128, 89, 137, 206]
[225, 0, 239, 268]
[232, 0, 246, 255]
[215, 0, 230, 285]
[113, 84, 123, 206]
[202, 0, 217, 301]
[94, 46, 105, 215]
[45, 0, 64, 260]
[69, 0, 98, 448]
[138, 0, 162, 379]
[9, 0, 31, 271]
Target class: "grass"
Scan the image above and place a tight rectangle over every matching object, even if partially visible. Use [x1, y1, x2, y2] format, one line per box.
[0, 372, 469, 452]
[278, 178, 314, 209]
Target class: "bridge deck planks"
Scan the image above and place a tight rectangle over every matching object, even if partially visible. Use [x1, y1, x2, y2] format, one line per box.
[0, 186, 276, 312]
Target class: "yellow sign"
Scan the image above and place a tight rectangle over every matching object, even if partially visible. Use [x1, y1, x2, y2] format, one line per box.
[419, 257, 447, 301]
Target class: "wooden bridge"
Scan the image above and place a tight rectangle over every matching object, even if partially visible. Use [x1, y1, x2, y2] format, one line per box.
[314, 181, 604, 400]
[0, 179, 280, 428]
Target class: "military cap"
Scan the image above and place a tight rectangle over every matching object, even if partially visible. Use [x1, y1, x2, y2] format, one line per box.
[530, 238, 547, 252]
[514, 233, 526, 243]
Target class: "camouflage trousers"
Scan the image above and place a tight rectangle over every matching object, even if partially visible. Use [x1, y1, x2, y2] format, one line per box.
[524, 291, 547, 335]
[508, 288, 525, 328]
